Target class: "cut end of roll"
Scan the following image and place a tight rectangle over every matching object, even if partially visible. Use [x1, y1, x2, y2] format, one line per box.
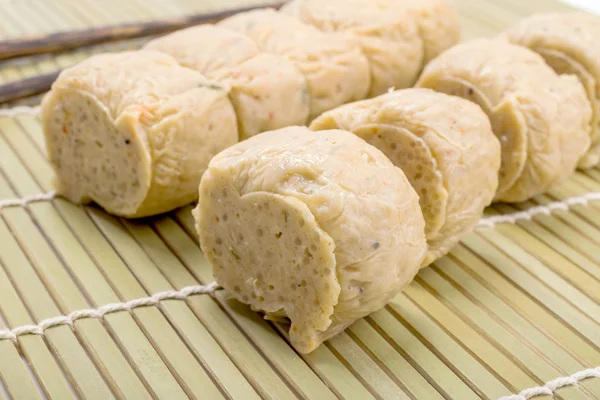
[41, 88, 152, 217]
[195, 177, 340, 353]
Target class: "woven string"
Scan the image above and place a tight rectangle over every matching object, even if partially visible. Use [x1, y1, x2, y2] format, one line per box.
[0, 191, 57, 209]
[0, 282, 220, 343]
[4, 190, 600, 226]
[0, 105, 41, 117]
[478, 192, 600, 228]
[499, 367, 600, 400]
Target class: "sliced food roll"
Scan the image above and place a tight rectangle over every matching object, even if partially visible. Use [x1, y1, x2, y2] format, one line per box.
[416, 39, 591, 203]
[145, 26, 310, 139]
[41, 50, 238, 218]
[218, 8, 371, 120]
[281, 0, 424, 96]
[193, 126, 427, 353]
[501, 12, 600, 169]
[310, 88, 500, 266]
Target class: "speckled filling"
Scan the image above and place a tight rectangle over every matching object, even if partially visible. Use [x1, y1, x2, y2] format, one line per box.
[44, 89, 149, 215]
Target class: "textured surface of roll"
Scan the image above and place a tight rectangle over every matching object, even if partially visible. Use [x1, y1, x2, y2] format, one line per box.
[194, 126, 426, 353]
[501, 11, 600, 169]
[218, 8, 371, 119]
[145, 26, 310, 139]
[281, 0, 423, 96]
[417, 39, 591, 203]
[310, 89, 500, 265]
[402, 0, 461, 63]
[209, 53, 310, 139]
[41, 50, 238, 218]
[144, 25, 260, 76]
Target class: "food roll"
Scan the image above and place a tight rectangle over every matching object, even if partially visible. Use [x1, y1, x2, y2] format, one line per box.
[41, 50, 238, 217]
[144, 25, 261, 75]
[193, 126, 427, 353]
[401, 0, 461, 64]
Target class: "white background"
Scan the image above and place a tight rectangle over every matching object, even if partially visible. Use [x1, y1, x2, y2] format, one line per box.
[560, 0, 600, 13]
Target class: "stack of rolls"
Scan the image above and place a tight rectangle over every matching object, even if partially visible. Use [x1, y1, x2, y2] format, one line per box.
[41, 50, 239, 218]
[42, 0, 462, 218]
[40, 0, 600, 354]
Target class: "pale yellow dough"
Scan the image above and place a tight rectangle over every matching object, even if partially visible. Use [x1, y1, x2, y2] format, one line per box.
[417, 39, 591, 203]
[144, 25, 260, 75]
[41, 50, 238, 218]
[281, 0, 423, 96]
[501, 11, 600, 169]
[194, 127, 426, 353]
[311, 89, 500, 266]
[218, 8, 371, 120]
[210, 53, 310, 140]
[145, 25, 310, 139]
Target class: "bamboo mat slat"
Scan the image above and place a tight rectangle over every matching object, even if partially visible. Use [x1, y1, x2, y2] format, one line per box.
[0, 263, 75, 399]
[0, 1, 599, 399]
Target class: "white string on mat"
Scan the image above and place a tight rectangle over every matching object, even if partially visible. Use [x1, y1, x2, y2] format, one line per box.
[0, 105, 41, 117]
[478, 192, 600, 228]
[0, 282, 220, 344]
[0, 191, 57, 209]
[3, 191, 600, 229]
[498, 366, 600, 400]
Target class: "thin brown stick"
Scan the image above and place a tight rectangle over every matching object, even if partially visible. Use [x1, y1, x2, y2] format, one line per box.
[0, 2, 285, 61]
[0, 72, 58, 104]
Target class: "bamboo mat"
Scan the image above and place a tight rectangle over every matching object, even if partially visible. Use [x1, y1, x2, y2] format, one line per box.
[0, 0, 279, 40]
[0, 36, 152, 84]
[1, 0, 600, 399]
